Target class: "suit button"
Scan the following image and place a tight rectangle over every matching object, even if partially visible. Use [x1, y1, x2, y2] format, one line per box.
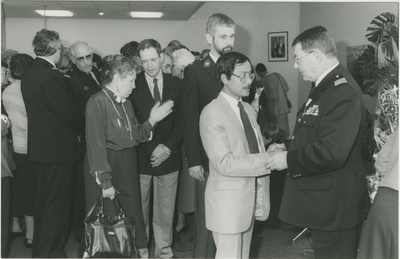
[298, 118, 301, 122]
[292, 135, 295, 140]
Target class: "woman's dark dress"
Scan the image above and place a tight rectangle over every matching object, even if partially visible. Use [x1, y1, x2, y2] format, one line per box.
[84, 87, 154, 249]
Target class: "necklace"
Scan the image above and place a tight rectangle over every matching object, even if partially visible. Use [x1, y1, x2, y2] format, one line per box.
[102, 89, 133, 140]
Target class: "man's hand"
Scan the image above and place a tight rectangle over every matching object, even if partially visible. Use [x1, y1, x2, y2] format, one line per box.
[265, 151, 288, 171]
[189, 165, 205, 181]
[102, 186, 116, 200]
[151, 156, 163, 167]
[267, 143, 286, 156]
[152, 144, 171, 162]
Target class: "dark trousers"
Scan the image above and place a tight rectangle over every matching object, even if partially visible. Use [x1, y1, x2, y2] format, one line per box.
[72, 159, 85, 240]
[311, 224, 361, 259]
[193, 171, 216, 258]
[1, 177, 11, 258]
[33, 162, 74, 258]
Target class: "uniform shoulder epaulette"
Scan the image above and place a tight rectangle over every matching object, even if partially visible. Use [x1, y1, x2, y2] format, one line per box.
[203, 59, 211, 68]
[334, 74, 347, 86]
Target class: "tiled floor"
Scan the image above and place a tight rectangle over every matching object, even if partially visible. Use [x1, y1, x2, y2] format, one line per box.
[7, 222, 315, 258]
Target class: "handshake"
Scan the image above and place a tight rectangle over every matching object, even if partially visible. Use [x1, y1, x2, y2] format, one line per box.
[265, 143, 288, 171]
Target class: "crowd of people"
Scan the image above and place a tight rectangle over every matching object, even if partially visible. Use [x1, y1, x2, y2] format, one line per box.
[1, 11, 397, 259]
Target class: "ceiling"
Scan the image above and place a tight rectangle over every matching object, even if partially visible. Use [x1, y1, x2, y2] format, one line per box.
[1, 1, 205, 20]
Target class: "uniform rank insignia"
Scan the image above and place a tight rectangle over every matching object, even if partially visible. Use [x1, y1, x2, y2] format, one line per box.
[304, 104, 319, 116]
[204, 59, 211, 68]
[334, 75, 347, 86]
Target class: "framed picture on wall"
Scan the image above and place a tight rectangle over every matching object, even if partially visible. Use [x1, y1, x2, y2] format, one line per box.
[268, 31, 288, 62]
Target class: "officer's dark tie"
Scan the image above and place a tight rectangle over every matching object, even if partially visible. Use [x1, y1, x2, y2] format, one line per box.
[153, 78, 161, 103]
[238, 101, 259, 154]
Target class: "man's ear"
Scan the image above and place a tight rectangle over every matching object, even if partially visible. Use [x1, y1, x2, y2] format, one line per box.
[221, 74, 228, 85]
[206, 33, 213, 45]
[313, 50, 323, 65]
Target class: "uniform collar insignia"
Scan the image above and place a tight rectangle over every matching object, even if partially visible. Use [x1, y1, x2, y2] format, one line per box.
[204, 59, 211, 68]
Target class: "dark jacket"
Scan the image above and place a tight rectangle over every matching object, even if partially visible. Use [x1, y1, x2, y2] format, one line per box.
[21, 57, 82, 163]
[129, 72, 183, 176]
[181, 55, 221, 171]
[279, 64, 370, 231]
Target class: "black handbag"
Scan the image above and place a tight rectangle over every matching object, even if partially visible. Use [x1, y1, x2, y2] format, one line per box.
[82, 195, 137, 258]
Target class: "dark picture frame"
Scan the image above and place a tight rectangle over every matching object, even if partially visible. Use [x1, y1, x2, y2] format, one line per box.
[268, 31, 288, 62]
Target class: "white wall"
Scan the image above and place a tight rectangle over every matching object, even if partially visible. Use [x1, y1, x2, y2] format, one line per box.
[5, 1, 301, 134]
[298, 2, 399, 113]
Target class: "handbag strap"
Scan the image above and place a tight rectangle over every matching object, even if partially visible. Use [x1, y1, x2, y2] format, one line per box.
[86, 194, 126, 219]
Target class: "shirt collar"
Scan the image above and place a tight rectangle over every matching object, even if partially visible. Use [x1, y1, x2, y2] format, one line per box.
[145, 70, 163, 84]
[221, 91, 242, 110]
[103, 86, 126, 103]
[315, 62, 339, 87]
[209, 52, 219, 64]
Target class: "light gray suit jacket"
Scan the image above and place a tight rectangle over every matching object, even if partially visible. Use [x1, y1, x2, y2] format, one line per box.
[200, 93, 270, 234]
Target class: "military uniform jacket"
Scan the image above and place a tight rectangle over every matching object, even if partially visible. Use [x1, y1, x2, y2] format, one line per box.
[129, 72, 183, 176]
[279, 64, 370, 231]
[181, 54, 221, 171]
[21, 58, 82, 163]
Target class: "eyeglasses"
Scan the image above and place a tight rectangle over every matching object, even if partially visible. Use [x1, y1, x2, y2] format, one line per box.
[232, 71, 255, 83]
[294, 51, 314, 64]
[76, 54, 93, 63]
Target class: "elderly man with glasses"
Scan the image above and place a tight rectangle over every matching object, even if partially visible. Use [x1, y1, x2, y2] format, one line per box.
[64, 41, 102, 244]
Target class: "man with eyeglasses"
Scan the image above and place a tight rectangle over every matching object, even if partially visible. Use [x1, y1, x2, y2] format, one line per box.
[64, 41, 101, 244]
[66, 41, 101, 116]
[129, 39, 183, 259]
[199, 51, 271, 259]
[265, 26, 370, 259]
[21, 29, 82, 258]
[180, 13, 235, 258]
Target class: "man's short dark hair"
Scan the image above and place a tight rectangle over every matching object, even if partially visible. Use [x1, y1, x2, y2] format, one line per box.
[137, 39, 162, 57]
[255, 63, 266, 73]
[120, 41, 139, 58]
[206, 13, 235, 36]
[92, 53, 103, 69]
[292, 26, 337, 57]
[10, 54, 34, 80]
[32, 29, 60, 57]
[216, 52, 253, 86]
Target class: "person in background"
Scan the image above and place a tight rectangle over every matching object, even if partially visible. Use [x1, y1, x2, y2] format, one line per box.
[92, 53, 103, 71]
[357, 129, 398, 259]
[120, 41, 141, 71]
[65, 41, 102, 243]
[1, 61, 11, 115]
[161, 49, 173, 74]
[120, 41, 139, 58]
[180, 13, 236, 258]
[21, 29, 83, 258]
[191, 51, 201, 61]
[266, 26, 370, 259]
[251, 62, 292, 237]
[170, 47, 196, 253]
[84, 54, 174, 257]
[171, 48, 195, 79]
[56, 46, 72, 73]
[2, 53, 35, 249]
[1, 114, 14, 257]
[130, 39, 183, 259]
[199, 52, 270, 258]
